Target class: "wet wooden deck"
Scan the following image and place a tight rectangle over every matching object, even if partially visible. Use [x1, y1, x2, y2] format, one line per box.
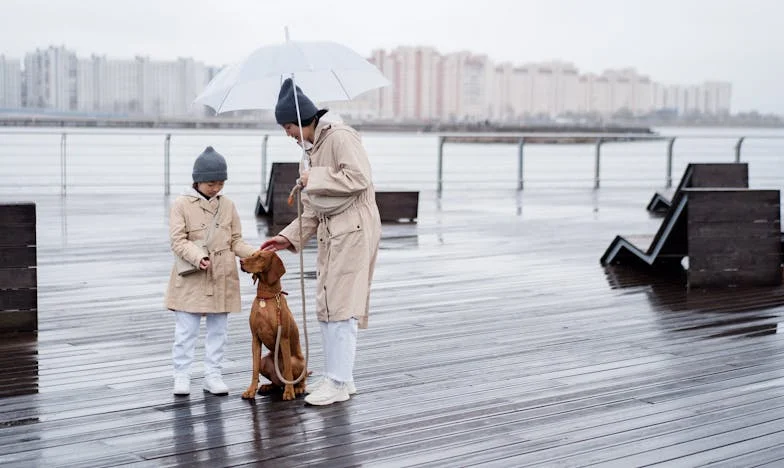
[2, 187, 784, 467]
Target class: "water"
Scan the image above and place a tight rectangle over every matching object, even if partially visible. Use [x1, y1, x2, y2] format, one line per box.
[0, 126, 782, 197]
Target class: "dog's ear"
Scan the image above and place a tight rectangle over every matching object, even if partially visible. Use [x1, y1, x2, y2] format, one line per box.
[265, 253, 286, 285]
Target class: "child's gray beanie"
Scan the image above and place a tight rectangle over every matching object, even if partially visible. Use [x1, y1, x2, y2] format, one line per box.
[192, 146, 227, 182]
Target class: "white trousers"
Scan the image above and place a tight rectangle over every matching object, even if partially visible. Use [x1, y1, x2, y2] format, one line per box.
[172, 311, 228, 378]
[320, 318, 358, 383]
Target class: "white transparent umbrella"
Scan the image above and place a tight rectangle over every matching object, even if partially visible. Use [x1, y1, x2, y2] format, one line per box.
[193, 33, 390, 171]
[193, 40, 390, 114]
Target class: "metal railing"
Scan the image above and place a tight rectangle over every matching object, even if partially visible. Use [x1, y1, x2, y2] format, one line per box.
[435, 132, 784, 193]
[2, 129, 783, 196]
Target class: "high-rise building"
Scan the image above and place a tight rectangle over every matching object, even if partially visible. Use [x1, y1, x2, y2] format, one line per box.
[74, 55, 209, 116]
[702, 81, 732, 114]
[388, 46, 440, 121]
[439, 51, 493, 121]
[0, 55, 22, 108]
[24, 46, 78, 110]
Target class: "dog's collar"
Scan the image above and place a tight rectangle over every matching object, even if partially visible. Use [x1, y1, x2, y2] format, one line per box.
[255, 290, 287, 300]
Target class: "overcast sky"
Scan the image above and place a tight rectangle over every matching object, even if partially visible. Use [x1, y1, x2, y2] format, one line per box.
[1, 0, 782, 114]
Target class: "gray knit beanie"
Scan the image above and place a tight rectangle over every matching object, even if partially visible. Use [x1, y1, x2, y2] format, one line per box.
[192, 146, 228, 182]
[275, 78, 319, 125]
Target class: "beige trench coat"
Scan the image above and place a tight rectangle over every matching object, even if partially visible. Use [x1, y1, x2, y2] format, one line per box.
[279, 121, 381, 329]
[164, 190, 257, 313]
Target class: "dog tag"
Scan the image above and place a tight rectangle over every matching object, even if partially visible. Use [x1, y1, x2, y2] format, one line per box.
[258, 299, 266, 307]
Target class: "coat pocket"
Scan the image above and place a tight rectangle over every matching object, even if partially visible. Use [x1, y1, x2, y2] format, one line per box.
[326, 210, 364, 274]
[327, 210, 362, 239]
[186, 225, 208, 242]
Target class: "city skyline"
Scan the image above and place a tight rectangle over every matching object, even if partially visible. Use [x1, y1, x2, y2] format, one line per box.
[0, 44, 734, 122]
[0, 0, 781, 114]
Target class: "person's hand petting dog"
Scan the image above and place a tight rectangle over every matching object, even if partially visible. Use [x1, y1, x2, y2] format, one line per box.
[261, 236, 291, 252]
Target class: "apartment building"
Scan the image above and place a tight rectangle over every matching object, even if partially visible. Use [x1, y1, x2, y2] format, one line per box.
[0, 55, 22, 108]
[24, 46, 77, 110]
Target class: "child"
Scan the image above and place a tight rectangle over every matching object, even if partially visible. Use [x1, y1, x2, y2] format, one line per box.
[165, 146, 257, 396]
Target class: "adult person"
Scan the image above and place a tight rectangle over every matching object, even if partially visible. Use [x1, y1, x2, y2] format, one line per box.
[261, 78, 381, 406]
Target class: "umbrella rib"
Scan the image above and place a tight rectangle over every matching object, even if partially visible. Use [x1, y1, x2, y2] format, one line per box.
[216, 86, 233, 114]
[331, 70, 351, 99]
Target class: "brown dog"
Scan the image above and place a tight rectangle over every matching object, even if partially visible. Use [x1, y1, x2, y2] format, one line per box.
[239, 250, 307, 400]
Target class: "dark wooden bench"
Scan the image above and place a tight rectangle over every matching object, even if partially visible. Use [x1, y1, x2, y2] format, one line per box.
[375, 191, 419, 223]
[646, 163, 749, 214]
[1, 203, 38, 332]
[255, 162, 300, 228]
[686, 188, 782, 287]
[602, 188, 782, 287]
[256, 162, 419, 231]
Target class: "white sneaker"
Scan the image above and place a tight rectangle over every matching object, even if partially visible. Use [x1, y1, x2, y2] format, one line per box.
[202, 374, 229, 395]
[306, 378, 357, 395]
[173, 374, 190, 396]
[304, 379, 350, 406]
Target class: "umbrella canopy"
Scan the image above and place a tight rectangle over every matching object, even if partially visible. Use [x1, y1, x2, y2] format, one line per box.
[193, 40, 390, 114]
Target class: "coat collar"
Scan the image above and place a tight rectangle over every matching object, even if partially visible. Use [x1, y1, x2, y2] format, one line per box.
[312, 119, 333, 148]
[182, 187, 221, 213]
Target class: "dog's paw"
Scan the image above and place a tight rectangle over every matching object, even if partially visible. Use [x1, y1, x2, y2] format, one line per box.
[241, 387, 257, 399]
[282, 386, 296, 401]
[258, 384, 279, 395]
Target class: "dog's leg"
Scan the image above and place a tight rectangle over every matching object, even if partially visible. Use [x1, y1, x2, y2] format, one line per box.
[279, 335, 296, 400]
[292, 356, 307, 396]
[242, 333, 262, 399]
[288, 322, 308, 396]
[258, 353, 281, 394]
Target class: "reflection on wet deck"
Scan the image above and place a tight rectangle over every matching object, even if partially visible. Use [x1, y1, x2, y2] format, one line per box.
[1, 188, 783, 466]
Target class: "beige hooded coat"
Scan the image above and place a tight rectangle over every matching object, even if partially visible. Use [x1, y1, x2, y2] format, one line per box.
[164, 189, 257, 313]
[279, 121, 381, 329]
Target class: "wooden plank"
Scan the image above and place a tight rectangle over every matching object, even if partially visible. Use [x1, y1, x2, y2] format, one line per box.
[0, 289, 37, 311]
[0, 203, 36, 225]
[687, 191, 780, 223]
[688, 269, 783, 288]
[0, 246, 37, 268]
[689, 163, 748, 188]
[0, 310, 37, 332]
[0, 268, 37, 289]
[0, 226, 36, 246]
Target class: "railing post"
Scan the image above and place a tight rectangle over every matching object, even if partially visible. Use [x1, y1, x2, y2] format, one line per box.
[594, 138, 603, 190]
[517, 137, 525, 191]
[734, 136, 745, 163]
[261, 134, 269, 193]
[60, 133, 67, 196]
[164, 134, 171, 195]
[666, 137, 676, 188]
[437, 136, 445, 195]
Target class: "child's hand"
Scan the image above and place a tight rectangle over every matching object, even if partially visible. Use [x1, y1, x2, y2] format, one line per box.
[199, 258, 210, 270]
[299, 170, 309, 187]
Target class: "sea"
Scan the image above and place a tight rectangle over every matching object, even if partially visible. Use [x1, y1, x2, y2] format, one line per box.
[0, 126, 782, 197]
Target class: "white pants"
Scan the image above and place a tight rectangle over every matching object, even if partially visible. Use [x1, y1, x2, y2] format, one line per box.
[172, 311, 228, 378]
[320, 318, 358, 383]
